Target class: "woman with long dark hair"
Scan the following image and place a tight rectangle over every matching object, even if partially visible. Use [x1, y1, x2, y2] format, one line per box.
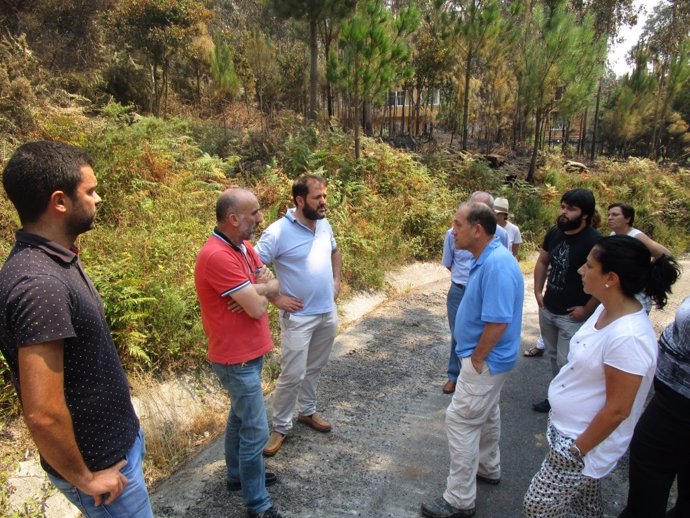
[524, 235, 680, 518]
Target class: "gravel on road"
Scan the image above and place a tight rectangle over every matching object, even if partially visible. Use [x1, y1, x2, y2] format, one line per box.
[152, 258, 689, 518]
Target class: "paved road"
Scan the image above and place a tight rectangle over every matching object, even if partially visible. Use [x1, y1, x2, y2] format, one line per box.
[152, 261, 687, 518]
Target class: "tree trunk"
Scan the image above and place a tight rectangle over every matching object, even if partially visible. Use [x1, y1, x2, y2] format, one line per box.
[512, 80, 522, 151]
[150, 62, 158, 116]
[461, 47, 473, 150]
[163, 65, 169, 116]
[363, 101, 373, 136]
[579, 108, 588, 155]
[380, 103, 385, 138]
[649, 71, 666, 160]
[400, 90, 406, 135]
[562, 119, 569, 155]
[327, 85, 334, 121]
[547, 114, 553, 147]
[450, 92, 459, 146]
[527, 107, 542, 183]
[309, 16, 318, 121]
[354, 56, 361, 160]
[414, 85, 421, 136]
[407, 92, 412, 135]
[590, 79, 602, 160]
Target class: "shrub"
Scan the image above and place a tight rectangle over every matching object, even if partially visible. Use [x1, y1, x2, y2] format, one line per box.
[254, 122, 455, 289]
[1, 106, 688, 419]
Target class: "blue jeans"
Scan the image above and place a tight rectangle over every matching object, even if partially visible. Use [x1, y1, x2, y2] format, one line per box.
[446, 283, 465, 382]
[212, 357, 271, 515]
[47, 428, 153, 518]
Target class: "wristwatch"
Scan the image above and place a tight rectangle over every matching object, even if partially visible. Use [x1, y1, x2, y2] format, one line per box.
[569, 442, 584, 461]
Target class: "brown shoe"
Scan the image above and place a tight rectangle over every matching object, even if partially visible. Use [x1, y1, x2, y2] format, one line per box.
[442, 380, 456, 394]
[297, 413, 332, 433]
[263, 431, 286, 457]
[523, 346, 544, 357]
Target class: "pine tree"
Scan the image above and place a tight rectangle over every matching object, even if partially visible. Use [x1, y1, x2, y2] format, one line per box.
[269, 0, 356, 120]
[210, 36, 241, 135]
[450, 0, 504, 150]
[328, 0, 419, 159]
[517, 1, 604, 182]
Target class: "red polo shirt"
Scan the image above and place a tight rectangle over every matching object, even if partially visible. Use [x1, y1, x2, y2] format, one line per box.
[194, 232, 273, 364]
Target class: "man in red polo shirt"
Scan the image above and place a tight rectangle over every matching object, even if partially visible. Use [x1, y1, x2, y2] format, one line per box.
[195, 188, 284, 518]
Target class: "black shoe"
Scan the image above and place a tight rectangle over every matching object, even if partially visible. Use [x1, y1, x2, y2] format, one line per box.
[421, 497, 476, 517]
[532, 399, 551, 413]
[247, 507, 284, 518]
[227, 472, 278, 492]
[476, 474, 500, 485]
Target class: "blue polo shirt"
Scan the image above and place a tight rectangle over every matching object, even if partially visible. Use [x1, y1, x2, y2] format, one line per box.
[441, 226, 510, 286]
[454, 239, 524, 374]
[255, 208, 337, 316]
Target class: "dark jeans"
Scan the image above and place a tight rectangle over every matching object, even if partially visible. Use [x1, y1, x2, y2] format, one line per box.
[619, 378, 690, 518]
[446, 283, 465, 382]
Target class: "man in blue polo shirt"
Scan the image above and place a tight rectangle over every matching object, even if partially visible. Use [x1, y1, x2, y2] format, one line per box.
[256, 174, 342, 457]
[440, 191, 510, 395]
[423, 202, 523, 518]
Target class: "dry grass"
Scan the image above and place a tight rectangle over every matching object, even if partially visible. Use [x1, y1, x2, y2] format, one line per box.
[128, 372, 229, 487]
[131, 366, 284, 488]
[0, 363, 284, 511]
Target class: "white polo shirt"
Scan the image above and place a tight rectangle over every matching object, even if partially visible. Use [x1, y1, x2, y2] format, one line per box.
[255, 208, 337, 316]
[549, 304, 657, 478]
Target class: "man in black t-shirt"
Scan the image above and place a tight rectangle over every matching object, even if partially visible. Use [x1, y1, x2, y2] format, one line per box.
[532, 189, 602, 413]
[0, 141, 153, 517]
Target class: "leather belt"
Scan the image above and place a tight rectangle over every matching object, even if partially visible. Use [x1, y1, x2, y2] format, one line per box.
[452, 282, 465, 289]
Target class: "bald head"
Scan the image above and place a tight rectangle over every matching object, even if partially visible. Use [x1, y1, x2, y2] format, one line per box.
[216, 188, 255, 222]
[470, 191, 495, 209]
[215, 188, 263, 242]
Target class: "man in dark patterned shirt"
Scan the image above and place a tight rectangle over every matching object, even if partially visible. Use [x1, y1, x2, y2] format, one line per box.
[0, 141, 153, 517]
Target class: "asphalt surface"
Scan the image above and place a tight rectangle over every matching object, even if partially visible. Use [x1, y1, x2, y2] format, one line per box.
[151, 265, 686, 518]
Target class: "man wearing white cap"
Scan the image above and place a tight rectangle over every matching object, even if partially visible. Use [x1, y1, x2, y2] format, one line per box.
[493, 197, 522, 259]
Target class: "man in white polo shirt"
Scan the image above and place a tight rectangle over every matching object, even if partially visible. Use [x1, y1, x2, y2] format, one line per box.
[256, 174, 342, 457]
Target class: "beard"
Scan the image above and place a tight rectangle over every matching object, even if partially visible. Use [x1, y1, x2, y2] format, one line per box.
[66, 210, 96, 236]
[303, 205, 326, 221]
[240, 222, 257, 242]
[557, 213, 585, 231]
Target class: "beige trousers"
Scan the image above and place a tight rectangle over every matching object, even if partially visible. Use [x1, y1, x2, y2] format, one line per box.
[270, 310, 338, 434]
[443, 356, 509, 510]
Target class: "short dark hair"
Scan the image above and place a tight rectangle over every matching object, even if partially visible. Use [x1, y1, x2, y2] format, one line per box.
[593, 235, 680, 309]
[464, 201, 497, 236]
[292, 174, 326, 204]
[561, 188, 595, 224]
[608, 203, 635, 227]
[2, 141, 93, 224]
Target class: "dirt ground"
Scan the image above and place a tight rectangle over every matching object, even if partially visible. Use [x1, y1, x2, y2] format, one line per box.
[151, 256, 690, 518]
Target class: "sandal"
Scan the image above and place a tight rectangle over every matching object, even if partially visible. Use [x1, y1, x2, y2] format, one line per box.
[523, 346, 544, 357]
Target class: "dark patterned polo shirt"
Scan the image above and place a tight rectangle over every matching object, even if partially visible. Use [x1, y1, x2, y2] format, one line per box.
[0, 231, 138, 477]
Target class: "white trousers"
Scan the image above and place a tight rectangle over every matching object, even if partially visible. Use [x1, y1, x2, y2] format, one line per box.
[271, 310, 338, 434]
[444, 356, 509, 510]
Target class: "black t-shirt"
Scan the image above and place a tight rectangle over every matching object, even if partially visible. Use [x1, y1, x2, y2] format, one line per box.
[542, 225, 602, 315]
[0, 231, 138, 477]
